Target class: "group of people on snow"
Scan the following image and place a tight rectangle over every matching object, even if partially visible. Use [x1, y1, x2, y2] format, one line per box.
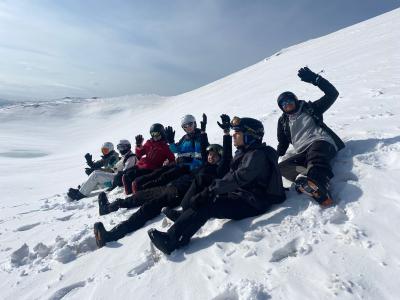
[66, 66, 344, 255]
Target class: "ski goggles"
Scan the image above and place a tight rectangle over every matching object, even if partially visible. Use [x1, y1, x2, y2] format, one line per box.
[150, 131, 161, 138]
[117, 144, 129, 151]
[182, 122, 194, 129]
[101, 147, 110, 155]
[279, 98, 295, 107]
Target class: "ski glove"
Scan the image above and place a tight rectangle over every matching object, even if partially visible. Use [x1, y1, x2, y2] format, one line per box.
[298, 67, 320, 85]
[85, 153, 94, 167]
[165, 126, 175, 144]
[200, 113, 207, 132]
[85, 167, 94, 175]
[217, 114, 231, 133]
[135, 134, 144, 147]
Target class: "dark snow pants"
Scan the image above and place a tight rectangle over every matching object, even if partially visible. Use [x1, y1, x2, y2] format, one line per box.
[278, 140, 337, 187]
[167, 193, 266, 247]
[134, 165, 191, 191]
[122, 167, 153, 194]
[106, 186, 181, 241]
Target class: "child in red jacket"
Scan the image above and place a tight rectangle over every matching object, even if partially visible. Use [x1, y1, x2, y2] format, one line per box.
[122, 123, 175, 194]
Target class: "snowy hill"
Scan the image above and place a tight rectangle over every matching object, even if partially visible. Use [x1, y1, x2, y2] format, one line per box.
[1, 8, 400, 300]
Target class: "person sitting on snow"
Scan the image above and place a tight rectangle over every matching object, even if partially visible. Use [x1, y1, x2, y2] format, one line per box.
[276, 66, 345, 207]
[147, 117, 286, 255]
[121, 123, 176, 195]
[132, 114, 209, 192]
[67, 140, 137, 200]
[93, 115, 232, 248]
[83, 142, 120, 176]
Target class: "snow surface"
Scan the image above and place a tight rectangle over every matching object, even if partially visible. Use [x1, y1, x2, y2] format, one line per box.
[1, 8, 400, 300]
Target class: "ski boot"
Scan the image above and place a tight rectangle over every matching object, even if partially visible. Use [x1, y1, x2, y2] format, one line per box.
[98, 192, 111, 215]
[161, 207, 182, 222]
[295, 175, 333, 207]
[148, 229, 177, 255]
[94, 222, 109, 248]
[67, 188, 86, 201]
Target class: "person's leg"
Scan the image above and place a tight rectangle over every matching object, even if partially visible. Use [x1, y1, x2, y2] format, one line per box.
[95, 186, 180, 246]
[278, 152, 307, 182]
[135, 165, 175, 191]
[79, 170, 115, 196]
[166, 194, 262, 249]
[305, 141, 337, 187]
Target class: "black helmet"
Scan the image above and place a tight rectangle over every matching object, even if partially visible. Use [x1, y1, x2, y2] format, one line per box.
[231, 117, 264, 145]
[206, 144, 223, 157]
[277, 91, 298, 111]
[150, 123, 166, 140]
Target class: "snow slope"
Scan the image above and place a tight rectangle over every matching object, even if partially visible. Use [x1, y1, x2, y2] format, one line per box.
[1, 8, 400, 300]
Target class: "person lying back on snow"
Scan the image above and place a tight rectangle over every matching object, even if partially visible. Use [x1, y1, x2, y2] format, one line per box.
[93, 115, 233, 248]
[276, 66, 345, 207]
[67, 140, 137, 201]
[131, 114, 210, 192]
[84, 142, 120, 176]
[121, 123, 175, 195]
[147, 117, 286, 255]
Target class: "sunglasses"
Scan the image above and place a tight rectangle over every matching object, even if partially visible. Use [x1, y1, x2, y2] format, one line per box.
[279, 99, 295, 107]
[182, 122, 194, 129]
[150, 131, 161, 138]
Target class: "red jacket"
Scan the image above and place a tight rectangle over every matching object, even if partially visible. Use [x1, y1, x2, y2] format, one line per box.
[135, 139, 175, 170]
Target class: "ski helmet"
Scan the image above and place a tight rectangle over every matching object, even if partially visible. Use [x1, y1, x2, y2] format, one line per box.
[180, 114, 196, 128]
[101, 142, 114, 155]
[206, 144, 223, 157]
[277, 91, 298, 111]
[117, 139, 131, 155]
[150, 123, 166, 140]
[231, 117, 264, 145]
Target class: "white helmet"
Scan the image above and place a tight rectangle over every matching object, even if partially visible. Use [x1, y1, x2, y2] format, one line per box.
[101, 142, 114, 155]
[180, 114, 196, 128]
[117, 139, 131, 155]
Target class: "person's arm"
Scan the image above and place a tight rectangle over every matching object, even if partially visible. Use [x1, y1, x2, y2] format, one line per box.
[166, 145, 176, 163]
[217, 134, 232, 177]
[136, 140, 148, 159]
[298, 67, 339, 115]
[92, 158, 105, 169]
[200, 132, 209, 163]
[277, 118, 289, 156]
[210, 149, 267, 195]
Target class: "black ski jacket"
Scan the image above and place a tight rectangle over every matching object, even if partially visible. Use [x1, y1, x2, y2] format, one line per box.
[277, 77, 345, 156]
[209, 142, 286, 210]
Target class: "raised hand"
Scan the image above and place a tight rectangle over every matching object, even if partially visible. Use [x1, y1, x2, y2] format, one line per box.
[135, 134, 144, 147]
[298, 66, 319, 85]
[165, 126, 175, 144]
[200, 113, 207, 132]
[217, 114, 231, 133]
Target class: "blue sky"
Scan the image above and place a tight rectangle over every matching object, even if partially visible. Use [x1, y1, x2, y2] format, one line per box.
[0, 0, 398, 101]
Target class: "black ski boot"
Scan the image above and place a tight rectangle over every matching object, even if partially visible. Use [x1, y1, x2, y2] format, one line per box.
[98, 192, 110, 215]
[161, 207, 182, 222]
[67, 188, 86, 201]
[148, 229, 177, 255]
[94, 222, 110, 248]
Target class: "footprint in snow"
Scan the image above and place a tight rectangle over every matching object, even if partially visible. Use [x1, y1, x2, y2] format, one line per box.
[15, 222, 41, 231]
[127, 245, 160, 277]
[48, 281, 86, 300]
[269, 237, 312, 262]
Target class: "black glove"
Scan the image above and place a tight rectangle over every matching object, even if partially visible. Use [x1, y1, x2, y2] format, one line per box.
[217, 114, 231, 132]
[85, 153, 94, 167]
[189, 188, 213, 210]
[165, 126, 175, 144]
[298, 66, 319, 85]
[85, 167, 94, 175]
[135, 134, 144, 147]
[200, 113, 207, 132]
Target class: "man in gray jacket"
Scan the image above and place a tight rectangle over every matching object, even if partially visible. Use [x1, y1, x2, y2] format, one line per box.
[148, 117, 286, 255]
[276, 67, 344, 206]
